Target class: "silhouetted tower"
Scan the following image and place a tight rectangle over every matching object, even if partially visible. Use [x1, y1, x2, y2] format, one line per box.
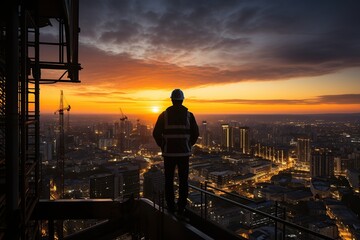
[297, 137, 311, 168]
[201, 121, 209, 147]
[90, 173, 115, 199]
[311, 148, 334, 178]
[119, 108, 128, 152]
[221, 124, 231, 151]
[143, 165, 164, 203]
[54, 90, 71, 198]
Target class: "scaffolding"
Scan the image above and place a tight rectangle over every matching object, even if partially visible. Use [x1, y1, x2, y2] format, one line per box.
[0, 0, 81, 239]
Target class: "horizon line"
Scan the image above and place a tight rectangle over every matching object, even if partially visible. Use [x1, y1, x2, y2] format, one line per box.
[42, 112, 360, 116]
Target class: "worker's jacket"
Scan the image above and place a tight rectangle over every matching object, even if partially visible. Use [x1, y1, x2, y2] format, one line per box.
[153, 105, 199, 157]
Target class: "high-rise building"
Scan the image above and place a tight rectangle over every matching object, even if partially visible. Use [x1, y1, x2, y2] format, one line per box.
[114, 121, 120, 138]
[240, 127, 250, 154]
[297, 137, 311, 167]
[138, 124, 149, 144]
[119, 120, 133, 152]
[90, 173, 115, 199]
[310, 149, 334, 178]
[201, 120, 209, 147]
[115, 164, 140, 200]
[143, 166, 164, 203]
[255, 143, 261, 157]
[221, 124, 231, 151]
[232, 126, 240, 151]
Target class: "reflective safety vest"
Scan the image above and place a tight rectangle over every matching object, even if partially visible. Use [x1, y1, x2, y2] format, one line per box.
[162, 110, 192, 157]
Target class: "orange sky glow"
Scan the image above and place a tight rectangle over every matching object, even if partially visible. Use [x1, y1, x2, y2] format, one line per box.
[39, 1, 360, 122]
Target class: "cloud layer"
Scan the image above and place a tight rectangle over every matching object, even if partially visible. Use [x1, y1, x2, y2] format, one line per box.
[188, 94, 360, 105]
[77, 0, 360, 91]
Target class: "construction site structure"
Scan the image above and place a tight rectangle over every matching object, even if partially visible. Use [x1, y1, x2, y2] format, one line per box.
[54, 90, 71, 199]
[0, 0, 81, 239]
[119, 108, 128, 152]
[120, 107, 128, 121]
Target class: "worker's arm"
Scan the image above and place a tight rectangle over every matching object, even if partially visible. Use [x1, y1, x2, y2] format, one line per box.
[189, 113, 199, 146]
[153, 112, 165, 148]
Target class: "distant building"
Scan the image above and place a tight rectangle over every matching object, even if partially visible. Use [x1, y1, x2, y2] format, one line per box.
[119, 120, 132, 152]
[250, 226, 283, 240]
[254, 144, 289, 164]
[310, 178, 331, 199]
[114, 164, 140, 200]
[326, 203, 360, 239]
[247, 160, 272, 175]
[143, 166, 164, 203]
[297, 137, 311, 168]
[90, 173, 115, 199]
[221, 124, 232, 151]
[208, 170, 236, 186]
[309, 219, 339, 239]
[188, 192, 205, 211]
[98, 138, 116, 150]
[138, 124, 149, 144]
[310, 149, 334, 178]
[243, 201, 284, 229]
[254, 185, 290, 201]
[346, 169, 360, 191]
[201, 120, 210, 147]
[239, 127, 250, 154]
[40, 141, 53, 161]
[284, 190, 313, 204]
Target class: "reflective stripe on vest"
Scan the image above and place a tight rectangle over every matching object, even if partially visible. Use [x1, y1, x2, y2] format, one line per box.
[162, 110, 191, 157]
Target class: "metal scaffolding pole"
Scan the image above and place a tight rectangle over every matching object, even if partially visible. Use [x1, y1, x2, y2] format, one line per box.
[5, 0, 20, 239]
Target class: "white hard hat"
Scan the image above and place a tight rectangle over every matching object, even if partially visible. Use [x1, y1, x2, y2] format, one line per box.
[170, 89, 184, 100]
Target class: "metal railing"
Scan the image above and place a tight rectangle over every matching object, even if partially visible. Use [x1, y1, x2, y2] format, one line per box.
[189, 183, 334, 240]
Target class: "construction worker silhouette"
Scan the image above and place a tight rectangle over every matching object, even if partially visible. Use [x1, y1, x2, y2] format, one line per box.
[153, 89, 199, 216]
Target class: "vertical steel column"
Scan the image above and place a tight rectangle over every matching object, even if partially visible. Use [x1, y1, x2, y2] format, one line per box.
[20, 4, 27, 239]
[49, 220, 54, 240]
[282, 207, 286, 240]
[204, 181, 208, 220]
[5, 0, 20, 239]
[71, 0, 80, 81]
[34, 2, 41, 203]
[275, 201, 278, 239]
[200, 183, 203, 218]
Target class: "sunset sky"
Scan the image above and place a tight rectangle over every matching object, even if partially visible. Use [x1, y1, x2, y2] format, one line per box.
[40, 0, 360, 119]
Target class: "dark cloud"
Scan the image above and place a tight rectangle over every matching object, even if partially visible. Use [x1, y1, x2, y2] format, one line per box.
[74, 91, 127, 97]
[87, 100, 136, 104]
[147, 11, 216, 49]
[317, 94, 360, 104]
[78, 0, 360, 86]
[77, 44, 359, 90]
[268, 33, 360, 65]
[188, 94, 360, 105]
[99, 20, 141, 44]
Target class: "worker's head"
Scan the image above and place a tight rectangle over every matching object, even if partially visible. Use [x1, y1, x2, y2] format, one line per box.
[170, 89, 184, 105]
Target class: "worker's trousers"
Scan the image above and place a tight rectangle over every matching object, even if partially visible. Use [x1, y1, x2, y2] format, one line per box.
[163, 156, 189, 212]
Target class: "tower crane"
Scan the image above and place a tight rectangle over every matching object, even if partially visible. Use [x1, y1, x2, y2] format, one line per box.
[119, 108, 128, 152]
[119, 107, 127, 121]
[54, 90, 70, 198]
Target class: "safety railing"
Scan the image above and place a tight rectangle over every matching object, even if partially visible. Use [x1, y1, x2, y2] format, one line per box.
[188, 183, 334, 240]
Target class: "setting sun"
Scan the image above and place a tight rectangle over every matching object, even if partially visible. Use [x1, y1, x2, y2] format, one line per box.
[151, 106, 160, 113]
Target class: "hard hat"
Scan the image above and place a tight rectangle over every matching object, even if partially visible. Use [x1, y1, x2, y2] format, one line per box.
[170, 89, 184, 100]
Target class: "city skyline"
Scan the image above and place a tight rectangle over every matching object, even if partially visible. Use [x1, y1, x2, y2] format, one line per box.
[38, 111, 360, 239]
[40, 0, 360, 115]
